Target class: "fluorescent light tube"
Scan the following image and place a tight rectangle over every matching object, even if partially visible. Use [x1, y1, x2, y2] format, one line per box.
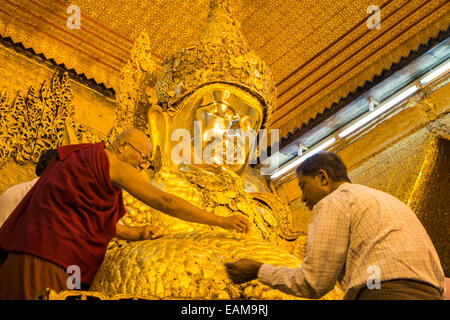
[270, 137, 336, 180]
[419, 60, 450, 85]
[338, 85, 418, 138]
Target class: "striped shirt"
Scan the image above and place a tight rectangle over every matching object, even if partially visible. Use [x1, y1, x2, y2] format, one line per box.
[0, 178, 39, 229]
[258, 183, 445, 299]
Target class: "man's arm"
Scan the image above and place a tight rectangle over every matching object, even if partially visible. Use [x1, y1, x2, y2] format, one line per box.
[257, 196, 350, 298]
[107, 152, 250, 233]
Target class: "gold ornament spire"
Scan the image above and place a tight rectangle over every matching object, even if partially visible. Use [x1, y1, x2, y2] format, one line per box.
[155, 0, 276, 128]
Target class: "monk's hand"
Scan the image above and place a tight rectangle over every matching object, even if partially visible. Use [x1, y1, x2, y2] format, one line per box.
[225, 258, 263, 284]
[139, 225, 163, 240]
[221, 215, 251, 233]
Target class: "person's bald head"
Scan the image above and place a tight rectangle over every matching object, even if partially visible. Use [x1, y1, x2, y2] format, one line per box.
[116, 129, 152, 155]
[112, 128, 152, 170]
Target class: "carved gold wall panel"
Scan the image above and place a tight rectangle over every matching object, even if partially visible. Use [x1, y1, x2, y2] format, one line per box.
[0, 72, 73, 167]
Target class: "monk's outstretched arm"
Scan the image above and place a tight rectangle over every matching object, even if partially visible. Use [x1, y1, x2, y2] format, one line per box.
[107, 153, 250, 233]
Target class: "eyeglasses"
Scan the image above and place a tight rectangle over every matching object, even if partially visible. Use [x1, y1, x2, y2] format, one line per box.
[124, 141, 151, 169]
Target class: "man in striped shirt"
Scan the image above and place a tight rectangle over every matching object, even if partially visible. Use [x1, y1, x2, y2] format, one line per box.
[225, 151, 445, 300]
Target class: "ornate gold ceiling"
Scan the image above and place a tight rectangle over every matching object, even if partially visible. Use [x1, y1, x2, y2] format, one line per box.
[0, 0, 449, 139]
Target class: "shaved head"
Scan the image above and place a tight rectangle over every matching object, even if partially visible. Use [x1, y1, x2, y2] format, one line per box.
[115, 128, 152, 157]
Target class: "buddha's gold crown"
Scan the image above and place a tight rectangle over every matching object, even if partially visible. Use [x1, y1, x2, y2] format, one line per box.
[155, 0, 276, 128]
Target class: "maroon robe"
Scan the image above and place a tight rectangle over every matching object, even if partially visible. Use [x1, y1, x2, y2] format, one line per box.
[0, 143, 126, 286]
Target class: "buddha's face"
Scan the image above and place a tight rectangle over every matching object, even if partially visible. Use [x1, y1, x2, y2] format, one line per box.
[168, 84, 263, 175]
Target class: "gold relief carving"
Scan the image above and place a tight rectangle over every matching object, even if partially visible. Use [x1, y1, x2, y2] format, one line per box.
[65, 118, 112, 146]
[417, 96, 438, 123]
[0, 90, 13, 165]
[407, 90, 448, 135]
[111, 31, 158, 140]
[0, 72, 74, 167]
[0, 72, 110, 166]
[251, 192, 306, 241]
[406, 90, 438, 124]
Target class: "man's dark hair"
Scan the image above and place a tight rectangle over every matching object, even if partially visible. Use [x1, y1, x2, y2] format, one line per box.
[35, 149, 58, 176]
[296, 151, 351, 182]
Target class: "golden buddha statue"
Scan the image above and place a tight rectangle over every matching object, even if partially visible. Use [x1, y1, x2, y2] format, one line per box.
[89, 0, 343, 300]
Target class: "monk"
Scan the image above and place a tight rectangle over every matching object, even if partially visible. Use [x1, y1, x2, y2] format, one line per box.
[0, 129, 250, 299]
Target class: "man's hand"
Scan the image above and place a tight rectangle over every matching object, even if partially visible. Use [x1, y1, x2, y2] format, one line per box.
[225, 258, 263, 284]
[138, 225, 163, 240]
[220, 215, 251, 233]
[116, 223, 163, 241]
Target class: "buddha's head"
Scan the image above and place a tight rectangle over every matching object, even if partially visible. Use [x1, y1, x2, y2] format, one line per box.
[150, 0, 276, 175]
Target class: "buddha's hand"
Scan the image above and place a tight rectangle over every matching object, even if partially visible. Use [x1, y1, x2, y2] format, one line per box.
[225, 258, 263, 284]
[220, 215, 251, 233]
